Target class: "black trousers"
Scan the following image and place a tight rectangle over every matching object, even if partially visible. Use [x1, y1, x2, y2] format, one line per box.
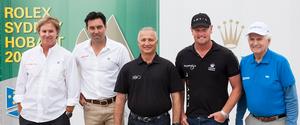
[19, 112, 70, 125]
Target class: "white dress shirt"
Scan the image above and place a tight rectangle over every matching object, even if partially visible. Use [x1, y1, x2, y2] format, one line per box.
[13, 44, 80, 123]
[73, 37, 131, 100]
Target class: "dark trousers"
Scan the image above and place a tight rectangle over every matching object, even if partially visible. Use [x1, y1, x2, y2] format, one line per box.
[188, 116, 228, 125]
[128, 112, 170, 125]
[19, 113, 70, 125]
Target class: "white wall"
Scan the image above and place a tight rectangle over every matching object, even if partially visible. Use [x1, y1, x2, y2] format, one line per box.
[160, 0, 300, 124]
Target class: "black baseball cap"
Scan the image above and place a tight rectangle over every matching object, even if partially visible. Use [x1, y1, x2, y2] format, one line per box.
[191, 13, 211, 28]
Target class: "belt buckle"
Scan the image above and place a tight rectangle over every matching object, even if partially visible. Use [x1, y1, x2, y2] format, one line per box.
[90, 100, 94, 104]
[141, 117, 151, 122]
[100, 99, 109, 106]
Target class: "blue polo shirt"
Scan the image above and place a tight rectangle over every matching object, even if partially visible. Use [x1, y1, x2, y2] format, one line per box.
[240, 49, 295, 116]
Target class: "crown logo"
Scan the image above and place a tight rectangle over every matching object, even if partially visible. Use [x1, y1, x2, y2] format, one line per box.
[217, 20, 244, 49]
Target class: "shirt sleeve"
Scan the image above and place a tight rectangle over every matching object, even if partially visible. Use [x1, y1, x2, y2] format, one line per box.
[119, 46, 131, 68]
[168, 63, 184, 93]
[279, 58, 295, 87]
[114, 65, 129, 94]
[175, 52, 185, 79]
[284, 84, 298, 125]
[226, 51, 240, 77]
[13, 53, 28, 103]
[65, 55, 80, 106]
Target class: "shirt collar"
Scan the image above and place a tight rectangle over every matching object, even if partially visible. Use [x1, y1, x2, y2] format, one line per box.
[137, 53, 160, 65]
[37, 43, 59, 54]
[84, 36, 112, 51]
[187, 40, 220, 55]
[250, 49, 271, 64]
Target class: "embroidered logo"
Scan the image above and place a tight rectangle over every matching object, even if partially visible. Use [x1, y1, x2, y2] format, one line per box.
[184, 64, 196, 70]
[132, 75, 141, 80]
[208, 63, 216, 71]
[80, 55, 89, 58]
[242, 77, 250, 80]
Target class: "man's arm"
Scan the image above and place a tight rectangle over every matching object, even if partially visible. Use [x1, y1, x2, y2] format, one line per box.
[13, 54, 28, 113]
[114, 93, 126, 125]
[65, 55, 80, 110]
[208, 74, 242, 122]
[284, 84, 298, 125]
[171, 91, 182, 124]
[180, 80, 189, 125]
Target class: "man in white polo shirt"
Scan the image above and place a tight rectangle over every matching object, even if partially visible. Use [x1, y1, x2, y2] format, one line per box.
[73, 11, 131, 125]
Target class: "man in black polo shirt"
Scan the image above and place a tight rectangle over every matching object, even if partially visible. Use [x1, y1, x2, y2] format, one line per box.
[114, 27, 184, 125]
[175, 13, 242, 125]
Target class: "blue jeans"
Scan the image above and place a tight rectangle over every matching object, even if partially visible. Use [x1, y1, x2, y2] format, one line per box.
[188, 116, 228, 125]
[128, 112, 170, 125]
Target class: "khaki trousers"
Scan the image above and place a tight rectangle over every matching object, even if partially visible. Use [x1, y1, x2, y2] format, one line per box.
[84, 101, 115, 125]
[245, 114, 286, 125]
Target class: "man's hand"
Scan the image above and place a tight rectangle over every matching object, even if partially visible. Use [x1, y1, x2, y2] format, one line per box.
[181, 113, 189, 125]
[208, 111, 227, 123]
[17, 103, 22, 113]
[66, 106, 74, 113]
[79, 93, 87, 106]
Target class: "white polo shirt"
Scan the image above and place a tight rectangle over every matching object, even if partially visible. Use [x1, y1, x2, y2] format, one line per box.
[13, 44, 80, 123]
[73, 37, 131, 100]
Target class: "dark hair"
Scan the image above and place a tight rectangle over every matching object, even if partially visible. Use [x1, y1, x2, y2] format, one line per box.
[84, 11, 106, 27]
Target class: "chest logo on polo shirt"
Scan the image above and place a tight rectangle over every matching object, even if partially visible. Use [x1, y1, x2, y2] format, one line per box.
[184, 64, 196, 70]
[208, 63, 216, 71]
[242, 77, 250, 80]
[80, 54, 89, 58]
[132, 75, 142, 80]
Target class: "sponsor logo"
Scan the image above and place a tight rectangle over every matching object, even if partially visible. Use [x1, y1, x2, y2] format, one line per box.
[184, 64, 196, 70]
[217, 20, 244, 49]
[6, 87, 19, 118]
[242, 77, 250, 80]
[208, 63, 216, 71]
[132, 75, 142, 80]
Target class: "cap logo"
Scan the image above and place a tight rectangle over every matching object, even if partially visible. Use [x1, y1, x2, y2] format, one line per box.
[193, 17, 208, 22]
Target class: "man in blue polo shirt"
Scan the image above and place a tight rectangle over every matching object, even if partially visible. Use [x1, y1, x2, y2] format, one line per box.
[236, 21, 298, 125]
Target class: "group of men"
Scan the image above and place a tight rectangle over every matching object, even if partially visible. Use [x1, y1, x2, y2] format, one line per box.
[13, 11, 298, 125]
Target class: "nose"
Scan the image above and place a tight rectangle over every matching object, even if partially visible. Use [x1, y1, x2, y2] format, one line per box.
[145, 40, 150, 45]
[252, 40, 259, 45]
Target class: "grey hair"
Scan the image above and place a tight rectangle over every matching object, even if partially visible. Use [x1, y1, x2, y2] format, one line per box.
[137, 27, 157, 41]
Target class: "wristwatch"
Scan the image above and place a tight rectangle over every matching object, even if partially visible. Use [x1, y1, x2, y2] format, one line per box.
[172, 122, 180, 125]
[220, 110, 229, 119]
[65, 112, 73, 118]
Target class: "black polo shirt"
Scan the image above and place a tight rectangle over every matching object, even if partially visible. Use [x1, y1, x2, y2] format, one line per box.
[175, 41, 240, 117]
[114, 54, 184, 117]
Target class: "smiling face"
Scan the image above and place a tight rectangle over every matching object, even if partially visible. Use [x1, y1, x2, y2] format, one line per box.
[248, 33, 270, 57]
[39, 22, 58, 48]
[191, 25, 212, 46]
[138, 29, 157, 55]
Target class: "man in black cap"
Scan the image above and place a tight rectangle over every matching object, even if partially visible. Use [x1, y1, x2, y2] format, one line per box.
[175, 13, 242, 125]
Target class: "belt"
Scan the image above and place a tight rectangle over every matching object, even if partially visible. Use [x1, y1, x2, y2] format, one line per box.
[86, 96, 116, 105]
[253, 114, 286, 122]
[130, 112, 169, 123]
